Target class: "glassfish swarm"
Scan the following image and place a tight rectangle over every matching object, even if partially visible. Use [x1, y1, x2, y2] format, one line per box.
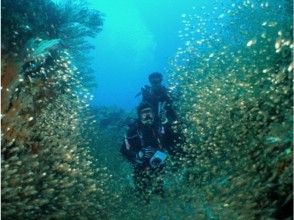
[1, 0, 293, 219]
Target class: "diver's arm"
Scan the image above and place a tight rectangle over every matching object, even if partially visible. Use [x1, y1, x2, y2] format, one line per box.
[120, 126, 142, 163]
[163, 87, 178, 123]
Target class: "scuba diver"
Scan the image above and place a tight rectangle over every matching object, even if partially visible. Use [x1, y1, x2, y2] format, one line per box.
[137, 72, 180, 154]
[120, 102, 176, 201]
[136, 72, 177, 125]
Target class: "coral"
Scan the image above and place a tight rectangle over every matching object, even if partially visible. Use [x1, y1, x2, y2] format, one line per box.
[2, 0, 293, 219]
[1, 0, 115, 219]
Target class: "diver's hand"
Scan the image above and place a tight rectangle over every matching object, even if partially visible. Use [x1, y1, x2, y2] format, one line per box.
[137, 146, 155, 160]
[143, 146, 156, 159]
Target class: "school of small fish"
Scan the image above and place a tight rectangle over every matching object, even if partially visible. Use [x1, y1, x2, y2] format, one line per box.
[1, 0, 292, 219]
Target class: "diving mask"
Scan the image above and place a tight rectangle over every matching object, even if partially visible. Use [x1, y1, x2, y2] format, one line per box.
[140, 108, 154, 125]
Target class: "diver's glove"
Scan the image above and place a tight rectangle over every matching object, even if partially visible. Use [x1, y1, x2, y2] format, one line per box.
[136, 146, 156, 161]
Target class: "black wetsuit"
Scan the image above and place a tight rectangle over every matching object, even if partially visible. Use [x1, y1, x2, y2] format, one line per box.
[120, 120, 175, 199]
[140, 85, 177, 124]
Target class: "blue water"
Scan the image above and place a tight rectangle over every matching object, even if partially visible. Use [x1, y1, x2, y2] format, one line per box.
[88, 0, 200, 109]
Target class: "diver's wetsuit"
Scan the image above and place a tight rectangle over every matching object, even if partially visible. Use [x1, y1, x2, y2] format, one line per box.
[120, 120, 174, 200]
[140, 85, 177, 123]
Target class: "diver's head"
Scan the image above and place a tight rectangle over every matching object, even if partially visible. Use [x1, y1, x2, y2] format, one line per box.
[137, 102, 154, 125]
[149, 72, 163, 88]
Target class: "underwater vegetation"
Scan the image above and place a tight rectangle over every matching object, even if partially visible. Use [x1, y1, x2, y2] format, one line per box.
[169, 0, 293, 219]
[1, 0, 117, 219]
